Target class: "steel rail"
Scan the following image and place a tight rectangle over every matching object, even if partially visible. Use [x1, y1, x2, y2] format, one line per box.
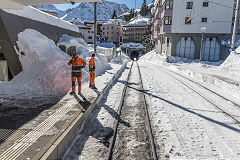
[106, 62, 133, 160]
[137, 62, 158, 160]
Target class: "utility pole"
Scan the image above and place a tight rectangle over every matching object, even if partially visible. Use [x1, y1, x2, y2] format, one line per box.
[94, 2, 97, 54]
[134, 0, 136, 43]
[200, 27, 207, 62]
[231, 0, 240, 51]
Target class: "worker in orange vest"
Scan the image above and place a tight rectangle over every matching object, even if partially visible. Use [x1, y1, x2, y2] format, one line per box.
[68, 51, 86, 95]
[89, 54, 97, 89]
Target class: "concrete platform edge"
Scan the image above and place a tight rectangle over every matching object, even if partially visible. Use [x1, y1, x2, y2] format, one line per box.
[39, 63, 127, 160]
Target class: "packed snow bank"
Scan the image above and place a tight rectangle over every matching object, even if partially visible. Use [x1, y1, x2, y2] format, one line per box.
[0, 29, 71, 98]
[0, 30, 114, 100]
[139, 50, 167, 64]
[57, 34, 111, 77]
[3, 6, 79, 32]
[140, 50, 223, 67]
[220, 52, 240, 75]
[140, 50, 240, 100]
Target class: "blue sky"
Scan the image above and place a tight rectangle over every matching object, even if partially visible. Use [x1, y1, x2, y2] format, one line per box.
[55, 0, 153, 11]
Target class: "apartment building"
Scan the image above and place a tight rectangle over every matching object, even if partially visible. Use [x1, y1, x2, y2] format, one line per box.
[100, 19, 123, 44]
[122, 23, 148, 43]
[151, 0, 234, 61]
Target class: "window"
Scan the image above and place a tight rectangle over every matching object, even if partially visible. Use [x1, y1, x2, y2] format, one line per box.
[88, 36, 92, 39]
[201, 17, 207, 22]
[164, 16, 172, 25]
[165, 1, 173, 9]
[88, 31, 90, 33]
[107, 27, 109, 30]
[103, 27, 105, 30]
[117, 32, 119, 35]
[112, 26, 114, 30]
[165, 0, 173, 9]
[185, 17, 191, 24]
[203, 2, 208, 7]
[103, 32, 105, 35]
[186, 2, 193, 9]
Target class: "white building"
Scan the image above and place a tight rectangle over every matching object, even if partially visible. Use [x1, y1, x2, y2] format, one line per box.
[151, 0, 235, 61]
[71, 19, 94, 44]
[100, 19, 123, 44]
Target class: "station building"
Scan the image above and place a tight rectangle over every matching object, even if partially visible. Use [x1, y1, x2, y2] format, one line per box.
[151, 0, 235, 61]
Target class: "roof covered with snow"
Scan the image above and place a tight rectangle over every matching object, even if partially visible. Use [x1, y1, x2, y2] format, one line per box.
[0, 0, 102, 9]
[122, 23, 147, 27]
[3, 6, 79, 32]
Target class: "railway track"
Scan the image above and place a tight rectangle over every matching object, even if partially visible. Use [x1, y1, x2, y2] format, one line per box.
[159, 66, 240, 125]
[106, 61, 158, 160]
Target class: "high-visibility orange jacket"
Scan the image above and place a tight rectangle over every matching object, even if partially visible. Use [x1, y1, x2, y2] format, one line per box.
[68, 56, 86, 76]
[89, 57, 95, 71]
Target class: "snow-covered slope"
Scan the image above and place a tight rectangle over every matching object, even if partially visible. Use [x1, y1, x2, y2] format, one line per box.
[37, 5, 60, 12]
[59, 1, 129, 22]
[37, 4, 66, 18]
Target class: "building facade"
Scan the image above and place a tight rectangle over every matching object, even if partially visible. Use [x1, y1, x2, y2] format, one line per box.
[122, 23, 148, 43]
[100, 19, 123, 44]
[151, 0, 235, 61]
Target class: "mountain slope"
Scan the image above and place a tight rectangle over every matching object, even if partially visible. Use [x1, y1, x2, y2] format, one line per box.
[60, 1, 129, 22]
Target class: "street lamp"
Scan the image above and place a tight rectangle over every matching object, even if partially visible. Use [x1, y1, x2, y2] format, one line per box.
[200, 27, 207, 62]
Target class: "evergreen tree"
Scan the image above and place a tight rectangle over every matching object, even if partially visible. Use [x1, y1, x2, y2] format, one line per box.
[124, 9, 135, 22]
[140, 0, 147, 16]
[111, 9, 117, 19]
[141, 25, 154, 52]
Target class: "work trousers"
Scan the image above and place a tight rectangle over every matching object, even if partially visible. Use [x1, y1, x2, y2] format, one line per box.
[89, 71, 95, 85]
[72, 77, 82, 93]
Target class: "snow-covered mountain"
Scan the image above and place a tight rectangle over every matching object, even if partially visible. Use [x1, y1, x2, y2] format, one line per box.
[37, 5, 66, 17]
[37, 5, 60, 12]
[58, 1, 129, 22]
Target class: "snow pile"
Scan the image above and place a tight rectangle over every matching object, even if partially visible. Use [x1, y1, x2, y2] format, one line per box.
[57, 34, 111, 77]
[220, 52, 240, 75]
[139, 50, 223, 68]
[3, 6, 79, 32]
[0, 30, 114, 99]
[139, 50, 167, 64]
[0, 29, 71, 98]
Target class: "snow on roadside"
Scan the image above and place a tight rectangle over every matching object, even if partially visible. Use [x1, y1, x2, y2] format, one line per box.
[3, 6, 79, 32]
[0, 29, 114, 101]
[139, 50, 240, 81]
[57, 34, 111, 78]
[220, 52, 240, 75]
[0, 29, 71, 99]
[139, 50, 240, 101]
